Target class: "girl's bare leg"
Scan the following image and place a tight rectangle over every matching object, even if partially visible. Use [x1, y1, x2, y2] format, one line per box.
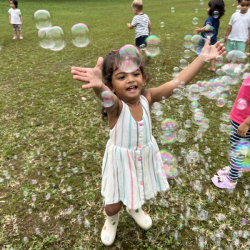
[105, 201, 123, 216]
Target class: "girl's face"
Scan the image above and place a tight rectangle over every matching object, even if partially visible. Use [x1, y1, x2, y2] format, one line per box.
[10, 1, 15, 8]
[207, 7, 210, 14]
[110, 66, 146, 102]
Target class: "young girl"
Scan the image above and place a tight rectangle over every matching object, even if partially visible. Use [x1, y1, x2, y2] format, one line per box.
[225, 0, 250, 56]
[71, 40, 225, 246]
[194, 0, 225, 72]
[212, 75, 250, 189]
[8, 0, 23, 40]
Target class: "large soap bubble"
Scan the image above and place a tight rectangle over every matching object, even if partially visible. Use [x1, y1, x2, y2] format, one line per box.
[116, 45, 141, 73]
[34, 10, 52, 30]
[157, 150, 179, 178]
[45, 26, 66, 51]
[71, 23, 90, 48]
[227, 50, 246, 64]
[145, 35, 160, 57]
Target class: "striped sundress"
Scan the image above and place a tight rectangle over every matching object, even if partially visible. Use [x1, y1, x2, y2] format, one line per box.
[101, 95, 169, 210]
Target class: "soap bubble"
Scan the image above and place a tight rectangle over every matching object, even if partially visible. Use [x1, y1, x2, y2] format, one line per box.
[71, 23, 90, 48]
[204, 26, 215, 38]
[38, 28, 54, 49]
[160, 22, 164, 28]
[191, 35, 206, 53]
[233, 141, 250, 171]
[242, 73, 250, 80]
[227, 50, 246, 63]
[35, 228, 40, 235]
[171, 7, 175, 13]
[219, 38, 225, 46]
[116, 45, 141, 73]
[192, 17, 198, 25]
[195, 8, 198, 13]
[34, 10, 52, 30]
[45, 26, 66, 51]
[236, 98, 248, 110]
[200, 0, 204, 5]
[145, 35, 160, 57]
[213, 11, 220, 19]
[185, 120, 192, 128]
[160, 118, 178, 143]
[215, 55, 223, 67]
[157, 150, 178, 178]
[23, 190, 28, 197]
[222, 63, 243, 77]
[100, 91, 115, 108]
[243, 75, 250, 86]
[184, 49, 191, 58]
[184, 35, 193, 49]
[217, 97, 226, 107]
[177, 129, 188, 142]
[180, 59, 188, 69]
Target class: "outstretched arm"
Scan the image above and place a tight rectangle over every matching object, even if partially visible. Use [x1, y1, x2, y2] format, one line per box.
[71, 57, 121, 116]
[9, 14, 11, 24]
[143, 38, 226, 106]
[194, 24, 210, 34]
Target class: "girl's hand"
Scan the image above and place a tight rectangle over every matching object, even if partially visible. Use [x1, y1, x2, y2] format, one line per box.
[200, 37, 226, 61]
[127, 23, 131, 28]
[71, 57, 104, 90]
[237, 122, 249, 137]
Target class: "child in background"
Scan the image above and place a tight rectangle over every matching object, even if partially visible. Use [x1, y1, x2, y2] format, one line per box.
[212, 75, 250, 189]
[232, 0, 238, 6]
[225, 0, 250, 55]
[127, 0, 151, 48]
[8, 0, 23, 39]
[194, 0, 225, 72]
[71, 39, 225, 246]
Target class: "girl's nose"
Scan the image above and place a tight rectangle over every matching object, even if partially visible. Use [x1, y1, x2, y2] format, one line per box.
[127, 74, 135, 82]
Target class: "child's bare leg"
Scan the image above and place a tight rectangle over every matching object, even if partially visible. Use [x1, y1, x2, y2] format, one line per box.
[12, 24, 17, 39]
[105, 201, 123, 216]
[18, 24, 23, 39]
[208, 59, 215, 72]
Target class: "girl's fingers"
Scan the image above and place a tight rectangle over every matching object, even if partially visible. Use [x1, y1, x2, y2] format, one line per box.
[73, 75, 90, 83]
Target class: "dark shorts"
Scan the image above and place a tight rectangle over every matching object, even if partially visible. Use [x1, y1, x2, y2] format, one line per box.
[135, 35, 148, 47]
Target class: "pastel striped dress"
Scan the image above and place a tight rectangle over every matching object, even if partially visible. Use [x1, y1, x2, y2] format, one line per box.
[101, 95, 169, 210]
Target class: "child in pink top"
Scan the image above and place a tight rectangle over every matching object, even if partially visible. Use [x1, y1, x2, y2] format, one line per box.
[212, 75, 250, 189]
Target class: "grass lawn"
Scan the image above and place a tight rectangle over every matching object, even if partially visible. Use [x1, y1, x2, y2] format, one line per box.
[0, 0, 250, 249]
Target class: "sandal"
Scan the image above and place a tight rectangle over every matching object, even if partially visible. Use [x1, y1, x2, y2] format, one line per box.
[212, 175, 237, 189]
[217, 166, 230, 176]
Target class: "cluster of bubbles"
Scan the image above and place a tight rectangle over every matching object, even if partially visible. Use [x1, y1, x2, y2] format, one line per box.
[34, 10, 90, 51]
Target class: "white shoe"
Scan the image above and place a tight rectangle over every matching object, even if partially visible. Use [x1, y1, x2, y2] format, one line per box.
[126, 207, 152, 230]
[101, 213, 119, 246]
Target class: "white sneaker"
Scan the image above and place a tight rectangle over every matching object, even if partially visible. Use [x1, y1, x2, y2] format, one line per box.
[126, 207, 152, 230]
[101, 213, 119, 246]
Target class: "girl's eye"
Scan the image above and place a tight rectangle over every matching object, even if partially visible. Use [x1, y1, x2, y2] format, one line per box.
[118, 76, 125, 80]
[134, 73, 140, 76]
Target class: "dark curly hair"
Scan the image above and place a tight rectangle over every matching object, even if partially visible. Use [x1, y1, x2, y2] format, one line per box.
[101, 50, 148, 121]
[208, 0, 225, 19]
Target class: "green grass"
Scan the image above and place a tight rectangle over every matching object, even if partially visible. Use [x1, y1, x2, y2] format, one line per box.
[0, 0, 250, 249]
